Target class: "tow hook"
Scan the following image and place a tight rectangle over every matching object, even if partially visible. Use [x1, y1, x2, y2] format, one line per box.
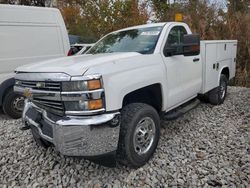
[20, 121, 31, 131]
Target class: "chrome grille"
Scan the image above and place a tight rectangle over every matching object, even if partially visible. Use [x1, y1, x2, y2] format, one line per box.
[14, 73, 105, 116]
[33, 98, 64, 116]
[16, 80, 61, 92]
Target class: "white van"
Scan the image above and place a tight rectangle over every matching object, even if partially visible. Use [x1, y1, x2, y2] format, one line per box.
[0, 5, 70, 118]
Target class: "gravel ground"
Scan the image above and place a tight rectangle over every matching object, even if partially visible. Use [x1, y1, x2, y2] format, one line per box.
[0, 87, 249, 188]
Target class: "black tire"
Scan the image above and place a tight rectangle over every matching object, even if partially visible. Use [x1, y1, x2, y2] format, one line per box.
[208, 74, 228, 105]
[197, 94, 209, 103]
[117, 103, 160, 168]
[0, 107, 4, 114]
[30, 126, 52, 148]
[3, 89, 24, 119]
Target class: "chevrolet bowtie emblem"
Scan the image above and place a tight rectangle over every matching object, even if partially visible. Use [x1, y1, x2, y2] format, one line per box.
[23, 88, 32, 98]
[36, 82, 45, 88]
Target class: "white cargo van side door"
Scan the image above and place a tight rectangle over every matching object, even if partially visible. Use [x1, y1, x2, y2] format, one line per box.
[161, 25, 202, 108]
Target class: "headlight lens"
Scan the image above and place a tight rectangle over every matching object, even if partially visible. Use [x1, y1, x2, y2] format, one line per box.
[62, 79, 102, 91]
[64, 101, 88, 111]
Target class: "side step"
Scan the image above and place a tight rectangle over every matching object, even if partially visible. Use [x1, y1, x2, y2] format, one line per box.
[163, 98, 200, 120]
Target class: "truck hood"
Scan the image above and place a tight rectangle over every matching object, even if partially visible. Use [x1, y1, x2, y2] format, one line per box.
[15, 52, 141, 76]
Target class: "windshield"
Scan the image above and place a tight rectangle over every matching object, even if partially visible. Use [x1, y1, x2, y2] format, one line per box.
[87, 26, 163, 55]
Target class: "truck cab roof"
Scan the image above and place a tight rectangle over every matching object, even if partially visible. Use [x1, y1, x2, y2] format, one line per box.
[115, 22, 187, 33]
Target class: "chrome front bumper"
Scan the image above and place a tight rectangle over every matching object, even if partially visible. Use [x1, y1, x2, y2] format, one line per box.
[23, 100, 121, 157]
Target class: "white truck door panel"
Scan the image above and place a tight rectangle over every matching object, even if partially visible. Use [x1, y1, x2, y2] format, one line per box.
[163, 55, 202, 108]
[161, 25, 202, 108]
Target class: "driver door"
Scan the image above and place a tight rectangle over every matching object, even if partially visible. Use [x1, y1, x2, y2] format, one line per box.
[162, 26, 202, 108]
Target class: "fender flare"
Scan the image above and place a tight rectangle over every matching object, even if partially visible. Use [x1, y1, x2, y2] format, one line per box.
[217, 66, 229, 85]
[0, 77, 15, 106]
[119, 83, 164, 112]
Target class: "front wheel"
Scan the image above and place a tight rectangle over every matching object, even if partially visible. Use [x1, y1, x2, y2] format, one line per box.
[208, 74, 228, 105]
[117, 103, 160, 168]
[3, 89, 24, 119]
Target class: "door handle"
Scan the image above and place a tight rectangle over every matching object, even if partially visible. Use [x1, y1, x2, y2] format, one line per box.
[193, 58, 200, 62]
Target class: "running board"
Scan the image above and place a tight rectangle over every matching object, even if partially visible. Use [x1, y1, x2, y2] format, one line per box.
[163, 99, 200, 120]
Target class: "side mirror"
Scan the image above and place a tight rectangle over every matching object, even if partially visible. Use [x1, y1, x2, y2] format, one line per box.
[183, 34, 200, 56]
[164, 46, 177, 57]
[163, 34, 200, 57]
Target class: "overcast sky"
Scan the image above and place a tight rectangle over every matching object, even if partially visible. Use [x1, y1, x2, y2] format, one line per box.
[167, 0, 227, 9]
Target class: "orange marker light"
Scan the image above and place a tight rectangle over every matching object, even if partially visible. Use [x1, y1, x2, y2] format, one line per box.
[175, 13, 183, 22]
[88, 99, 103, 110]
[88, 79, 102, 90]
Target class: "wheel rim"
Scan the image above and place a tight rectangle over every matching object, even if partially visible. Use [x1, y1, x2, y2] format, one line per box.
[133, 117, 156, 155]
[219, 81, 226, 99]
[13, 96, 25, 112]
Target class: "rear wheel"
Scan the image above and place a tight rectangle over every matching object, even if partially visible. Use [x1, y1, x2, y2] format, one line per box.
[3, 89, 24, 119]
[208, 74, 228, 105]
[117, 103, 160, 168]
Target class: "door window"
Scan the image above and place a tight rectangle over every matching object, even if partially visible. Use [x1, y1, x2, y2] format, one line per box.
[164, 26, 187, 56]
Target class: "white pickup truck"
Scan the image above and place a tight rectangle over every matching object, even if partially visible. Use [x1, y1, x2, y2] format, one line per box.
[14, 22, 237, 167]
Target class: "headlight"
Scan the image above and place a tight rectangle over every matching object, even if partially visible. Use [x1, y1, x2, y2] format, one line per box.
[62, 81, 87, 91]
[62, 75, 105, 115]
[62, 79, 102, 91]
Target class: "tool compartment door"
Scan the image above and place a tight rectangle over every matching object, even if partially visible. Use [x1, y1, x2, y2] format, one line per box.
[200, 40, 237, 94]
[201, 42, 218, 93]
